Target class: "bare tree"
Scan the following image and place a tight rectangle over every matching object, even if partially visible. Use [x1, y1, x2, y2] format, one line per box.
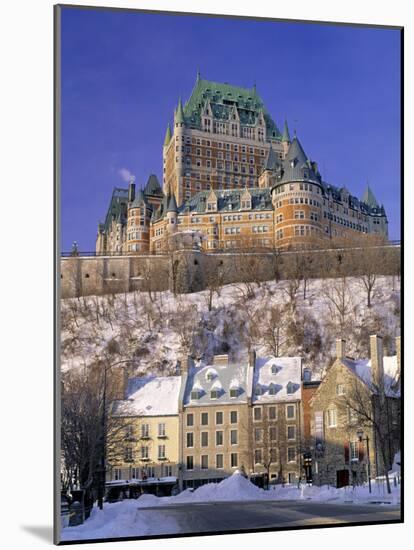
[260, 304, 288, 357]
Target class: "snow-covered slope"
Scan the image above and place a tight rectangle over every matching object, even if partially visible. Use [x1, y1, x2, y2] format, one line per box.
[61, 276, 400, 378]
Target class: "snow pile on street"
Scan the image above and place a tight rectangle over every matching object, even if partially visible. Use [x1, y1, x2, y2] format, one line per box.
[61, 498, 180, 542]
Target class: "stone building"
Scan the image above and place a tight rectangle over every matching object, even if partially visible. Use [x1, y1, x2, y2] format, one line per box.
[249, 355, 303, 486]
[178, 354, 254, 490]
[96, 75, 388, 255]
[106, 375, 182, 497]
[309, 336, 401, 488]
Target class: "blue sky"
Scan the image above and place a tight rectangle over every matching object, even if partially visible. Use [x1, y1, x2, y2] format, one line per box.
[60, 7, 401, 251]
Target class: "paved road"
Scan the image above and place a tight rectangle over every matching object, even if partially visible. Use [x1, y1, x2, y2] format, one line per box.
[137, 500, 401, 534]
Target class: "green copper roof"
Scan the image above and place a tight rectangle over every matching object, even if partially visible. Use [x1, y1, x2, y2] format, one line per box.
[282, 120, 291, 142]
[102, 188, 129, 232]
[163, 124, 172, 146]
[180, 77, 281, 138]
[175, 97, 185, 124]
[362, 185, 379, 208]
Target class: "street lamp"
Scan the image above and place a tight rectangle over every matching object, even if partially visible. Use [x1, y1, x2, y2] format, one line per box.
[357, 428, 372, 493]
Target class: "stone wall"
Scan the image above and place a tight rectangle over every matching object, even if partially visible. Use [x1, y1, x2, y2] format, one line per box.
[60, 244, 400, 299]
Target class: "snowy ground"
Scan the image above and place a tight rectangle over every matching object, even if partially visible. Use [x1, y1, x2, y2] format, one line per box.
[61, 470, 401, 541]
[61, 276, 400, 377]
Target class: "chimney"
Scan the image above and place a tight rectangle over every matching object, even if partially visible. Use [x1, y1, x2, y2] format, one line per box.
[249, 349, 256, 368]
[128, 182, 136, 203]
[336, 338, 346, 360]
[396, 335, 401, 377]
[179, 355, 192, 375]
[213, 354, 229, 367]
[370, 335, 384, 392]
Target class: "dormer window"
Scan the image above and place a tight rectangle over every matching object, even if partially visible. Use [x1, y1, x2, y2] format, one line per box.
[230, 388, 238, 398]
[286, 382, 295, 395]
[191, 389, 201, 400]
[241, 200, 251, 210]
[207, 202, 216, 211]
[271, 364, 280, 375]
[254, 385, 262, 396]
[290, 160, 295, 168]
[210, 390, 219, 399]
[268, 384, 277, 395]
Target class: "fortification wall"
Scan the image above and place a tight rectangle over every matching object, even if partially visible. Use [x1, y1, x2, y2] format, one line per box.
[60, 245, 400, 299]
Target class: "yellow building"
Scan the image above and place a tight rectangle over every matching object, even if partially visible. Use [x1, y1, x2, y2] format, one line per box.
[107, 376, 182, 497]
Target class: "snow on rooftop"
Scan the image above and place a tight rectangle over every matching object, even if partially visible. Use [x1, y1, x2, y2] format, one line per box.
[112, 376, 181, 417]
[342, 355, 399, 397]
[253, 356, 302, 403]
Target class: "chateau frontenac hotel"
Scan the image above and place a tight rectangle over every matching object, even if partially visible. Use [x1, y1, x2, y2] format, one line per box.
[96, 75, 388, 255]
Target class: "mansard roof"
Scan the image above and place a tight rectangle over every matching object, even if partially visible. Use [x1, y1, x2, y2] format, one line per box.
[102, 187, 129, 232]
[181, 76, 282, 138]
[177, 187, 272, 215]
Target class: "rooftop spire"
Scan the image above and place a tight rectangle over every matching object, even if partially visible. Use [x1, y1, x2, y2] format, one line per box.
[282, 119, 291, 142]
[196, 68, 201, 82]
[175, 97, 185, 124]
[163, 123, 172, 146]
[362, 184, 379, 208]
[264, 143, 279, 171]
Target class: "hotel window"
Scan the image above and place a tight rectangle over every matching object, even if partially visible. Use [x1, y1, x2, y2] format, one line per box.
[294, 210, 305, 219]
[327, 409, 337, 427]
[186, 456, 194, 470]
[287, 447, 296, 462]
[269, 427, 277, 441]
[216, 454, 224, 469]
[276, 214, 283, 223]
[287, 426, 296, 440]
[216, 411, 223, 425]
[230, 410, 238, 424]
[231, 453, 238, 468]
[286, 404, 296, 420]
[230, 429, 238, 445]
[158, 445, 166, 460]
[186, 432, 194, 448]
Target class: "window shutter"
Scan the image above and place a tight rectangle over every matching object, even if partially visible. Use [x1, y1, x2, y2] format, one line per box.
[358, 440, 365, 462]
[344, 441, 350, 464]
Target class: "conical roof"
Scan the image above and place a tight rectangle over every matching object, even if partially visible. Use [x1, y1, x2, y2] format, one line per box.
[144, 174, 162, 196]
[362, 185, 379, 208]
[175, 97, 185, 124]
[163, 124, 172, 146]
[282, 120, 291, 142]
[130, 188, 146, 209]
[264, 144, 279, 171]
[285, 136, 308, 164]
[167, 193, 178, 213]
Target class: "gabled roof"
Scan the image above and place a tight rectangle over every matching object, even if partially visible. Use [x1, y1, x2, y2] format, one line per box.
[341, 356, 400, 398]
[144, 174, 163, 197]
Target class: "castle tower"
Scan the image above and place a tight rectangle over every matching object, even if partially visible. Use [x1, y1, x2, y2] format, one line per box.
[166, 193, 179, 234]
[126, 188, 151, 253]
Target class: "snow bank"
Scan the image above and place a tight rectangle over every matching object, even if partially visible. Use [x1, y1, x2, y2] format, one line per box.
[61, 499, 179, 541]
